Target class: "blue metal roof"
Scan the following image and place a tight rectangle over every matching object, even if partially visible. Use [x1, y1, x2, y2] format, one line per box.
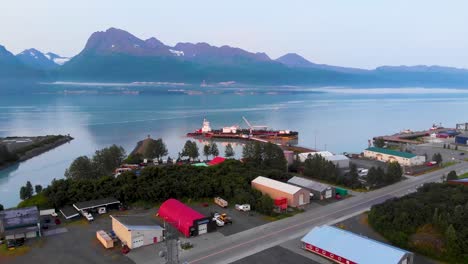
[451, 178, 468, 182]
[301, 225, 411, 264]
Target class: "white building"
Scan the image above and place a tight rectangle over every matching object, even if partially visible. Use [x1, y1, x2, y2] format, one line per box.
[111, 215, 164, 249]
[363, 147, 425, 166]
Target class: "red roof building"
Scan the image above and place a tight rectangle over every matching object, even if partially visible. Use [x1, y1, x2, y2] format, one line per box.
[208, 156, 226, 166]
[157, 199, 214, 237]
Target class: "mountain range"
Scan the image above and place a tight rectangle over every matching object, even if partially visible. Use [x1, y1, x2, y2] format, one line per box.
[2, 27, 468, 87]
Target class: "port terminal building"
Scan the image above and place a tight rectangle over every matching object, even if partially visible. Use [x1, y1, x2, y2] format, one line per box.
[363, 147, 425, 166]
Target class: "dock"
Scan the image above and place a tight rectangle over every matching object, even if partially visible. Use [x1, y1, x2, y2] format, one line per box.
[375, 128, 454, 145]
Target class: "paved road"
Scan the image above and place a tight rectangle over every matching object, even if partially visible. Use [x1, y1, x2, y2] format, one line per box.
[180, 161, 468, 264]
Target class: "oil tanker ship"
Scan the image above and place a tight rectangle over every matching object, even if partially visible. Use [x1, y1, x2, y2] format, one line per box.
[187, 117, 299, 140]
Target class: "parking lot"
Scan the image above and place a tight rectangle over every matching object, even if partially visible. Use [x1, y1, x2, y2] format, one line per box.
[190, 203, 269, 236]
[350, 158, 388, 171]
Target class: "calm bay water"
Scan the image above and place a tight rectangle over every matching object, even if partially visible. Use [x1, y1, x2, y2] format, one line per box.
[1, 84, 468, 207]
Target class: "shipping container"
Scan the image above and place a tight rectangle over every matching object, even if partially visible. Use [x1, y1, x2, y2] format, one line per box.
[335, 187, 348, 196]
[455, 135, 468, 145]
[274, 197, 288, 210]
[96, 230, 114, 249]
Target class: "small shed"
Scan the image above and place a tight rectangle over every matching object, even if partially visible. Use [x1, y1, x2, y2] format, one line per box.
[59, 206, 80, 220]
[287, 176, 335, 200]
[252, 176, 310, 207]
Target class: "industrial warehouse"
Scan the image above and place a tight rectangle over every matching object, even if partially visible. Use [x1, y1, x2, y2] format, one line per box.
[287, 176, 335, 200]
[0, 206, 41, 240]
[157, 198, 216, 237]
[252, 176, 310, 207]
[363, 147, 426, 166]
[301, 225, 414, 264]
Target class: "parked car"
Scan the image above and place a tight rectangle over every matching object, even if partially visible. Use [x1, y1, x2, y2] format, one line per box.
[121, 245, 130, 254]
[235, 204, 251, 212]
[460, 152, 465, 156]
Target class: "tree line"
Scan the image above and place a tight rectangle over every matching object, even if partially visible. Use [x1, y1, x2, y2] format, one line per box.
[0, 144, 19, 166]
[368, 183, 468, 263]
[299, 154, 402, 189]
[30, 140, 288, 216]
[65, 144, 126, 180]
[19, 181, 43, 200]
[44, 160, 281, 215]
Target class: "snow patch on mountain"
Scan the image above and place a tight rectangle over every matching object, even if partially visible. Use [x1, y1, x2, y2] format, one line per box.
[169, 49, 184, 56]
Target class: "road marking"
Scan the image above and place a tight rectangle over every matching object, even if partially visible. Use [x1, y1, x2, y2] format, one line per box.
[188, 163, 468, 263]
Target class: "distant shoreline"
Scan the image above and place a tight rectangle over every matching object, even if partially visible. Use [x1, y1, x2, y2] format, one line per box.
[0, 135, 74, 171]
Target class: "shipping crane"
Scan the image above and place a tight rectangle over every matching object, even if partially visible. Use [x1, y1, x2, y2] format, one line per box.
[242, 116, 268, 135]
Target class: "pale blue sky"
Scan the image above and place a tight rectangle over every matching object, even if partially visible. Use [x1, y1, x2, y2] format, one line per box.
[1, 0, 467, 69]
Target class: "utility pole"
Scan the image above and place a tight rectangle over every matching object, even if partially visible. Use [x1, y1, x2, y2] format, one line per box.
[163, 221, 179, 264]
[314, 130, 318, 150]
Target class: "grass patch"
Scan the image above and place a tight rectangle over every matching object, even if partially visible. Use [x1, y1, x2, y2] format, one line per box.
[17, 193, 49, 209]
[442, 161, 458, 168]
[130, 200, 162, 210]
[458, 172, 468, 179]
[263, 208, 304, 221]
[64, 218, 89, 227]
[0, 243, 31, 257]
[14, 135, 68, 156]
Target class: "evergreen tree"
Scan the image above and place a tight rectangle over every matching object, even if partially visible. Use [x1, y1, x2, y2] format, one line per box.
[93, 144, 126, 176]
[35, 184, 43, 194]
[19, 181, 33, 200]
[144, 138, 168, 159]
[203, 144, 211, 160]
[225, 143, 235, 158]
[25, 181, 33, 199]
[445, 225, 460, 258]
[386, 162, 402, 183]
[432, 153, 443, 164]
[447, 170, 458, 180]
[374, 137, 385, 148]
[181, 140, 199, 160]
[0, 204, 3, 211]
[65, 156, 98, 180]
[210, 142, 219, 157]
